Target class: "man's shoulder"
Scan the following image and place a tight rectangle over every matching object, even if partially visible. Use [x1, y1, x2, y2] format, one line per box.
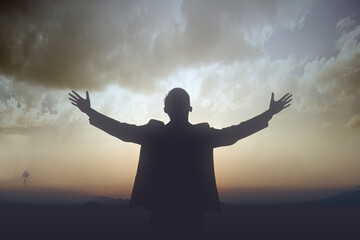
[144, 120, 212, 130]
[147, 119, 165, 127]
[194, 122, 211, 128]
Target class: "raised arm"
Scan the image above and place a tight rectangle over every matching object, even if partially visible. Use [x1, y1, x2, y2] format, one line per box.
[210, 92, 292, 148]
[68, 90, 145, 144]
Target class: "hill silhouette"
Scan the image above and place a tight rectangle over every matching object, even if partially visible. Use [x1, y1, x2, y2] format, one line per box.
[311, 190, 360, 206]
[2, 190, 360, 209]
[1, 191, 360, 239]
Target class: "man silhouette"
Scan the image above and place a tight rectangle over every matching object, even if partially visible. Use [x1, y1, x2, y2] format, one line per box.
[69, 88, 292, 240]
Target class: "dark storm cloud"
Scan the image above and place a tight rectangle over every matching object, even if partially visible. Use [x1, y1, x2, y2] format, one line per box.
[0, 0, 311, 91]
[0, 0, 133, 90]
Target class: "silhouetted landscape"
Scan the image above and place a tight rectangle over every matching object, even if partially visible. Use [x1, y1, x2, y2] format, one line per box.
[1, 190, 360, 239]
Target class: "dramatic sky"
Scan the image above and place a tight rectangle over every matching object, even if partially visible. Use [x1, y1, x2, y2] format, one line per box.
[1, 0, 360, 203]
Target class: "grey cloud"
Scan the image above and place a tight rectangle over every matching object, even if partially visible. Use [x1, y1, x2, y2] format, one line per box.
[337, 16, 356, 30]
[0, 76, 74, 129]
[0, 0, 318, 130]
[296, 25, 360, 114]
[41, 94, 58, 115]
[345, 114, 360, 129]
[196, 22, 360, 120]
[0, 0, 313, 92]
[0, 0, 134, 90]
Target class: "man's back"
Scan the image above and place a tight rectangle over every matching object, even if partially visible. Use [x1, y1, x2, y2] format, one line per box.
[131, 120, 220, 211]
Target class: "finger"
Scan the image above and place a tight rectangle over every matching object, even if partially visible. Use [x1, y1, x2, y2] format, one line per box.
[69, 97, 78, 103]
[69, 99, 78, 104]
[71, 102, 78, 107]
[271, 92, 274, 101]
[86, 91, 89, 100]
[283, 98, 292, 105]
[282, 94, 292, 102]
[68, 93, 79, 100]
[283, 103, 291, 108]
[279, 93, 290, 101]
[72, 90, 83, 99]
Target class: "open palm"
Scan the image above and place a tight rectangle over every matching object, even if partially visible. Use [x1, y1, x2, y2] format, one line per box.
[269, 92, 292, 115]
[68, 90, 91, 114]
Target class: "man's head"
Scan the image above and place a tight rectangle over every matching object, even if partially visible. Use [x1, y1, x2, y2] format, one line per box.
[164, 88, 192, 122]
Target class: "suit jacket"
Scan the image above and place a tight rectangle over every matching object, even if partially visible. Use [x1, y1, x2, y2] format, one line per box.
[88, 110, 272, 212]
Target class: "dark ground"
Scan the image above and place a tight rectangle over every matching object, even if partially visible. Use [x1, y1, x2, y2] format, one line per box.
[1, 206, 360, 240]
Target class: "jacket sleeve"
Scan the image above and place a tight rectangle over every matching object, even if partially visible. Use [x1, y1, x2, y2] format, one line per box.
[210, 110, 273, 148]
[87, 109, 147, 145]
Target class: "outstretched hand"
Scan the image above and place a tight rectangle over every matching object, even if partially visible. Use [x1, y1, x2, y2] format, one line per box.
[269, 92, 292, 115]
[69, 90, 91, 114]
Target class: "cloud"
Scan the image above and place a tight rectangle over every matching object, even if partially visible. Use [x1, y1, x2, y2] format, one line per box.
[345, 114, 360, 129]
[337, 16, 356, 30]
[0, 0, 316, 130]
[4, 0, 358, 129]
[41, 94, 59, 115]
[0, 76, 72, 128]
[190, 20, 360, 122]
[295, 25, 360, 113]
[321, 121, 333, 129]
[0, 0, 136, 90]
[0, 0, 313, 92]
